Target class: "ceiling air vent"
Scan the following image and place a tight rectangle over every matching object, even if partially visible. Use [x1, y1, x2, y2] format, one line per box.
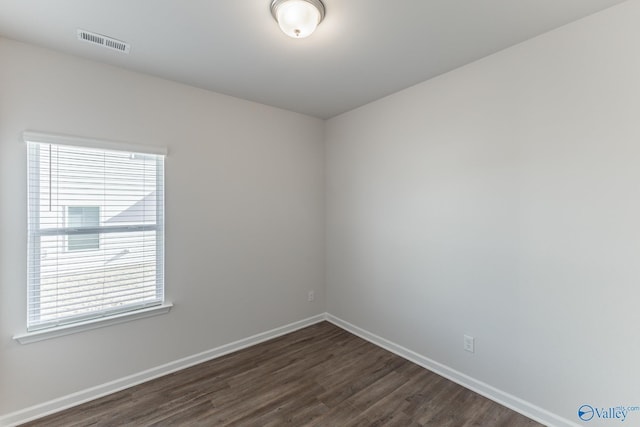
[77, 29, 130, 54]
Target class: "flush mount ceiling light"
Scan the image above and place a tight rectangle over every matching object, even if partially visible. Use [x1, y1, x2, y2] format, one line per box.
[270, 0, 325, 39]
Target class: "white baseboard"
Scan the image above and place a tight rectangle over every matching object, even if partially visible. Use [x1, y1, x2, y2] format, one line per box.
[325, 314, 577, 427]
[0, 314, 326, 427]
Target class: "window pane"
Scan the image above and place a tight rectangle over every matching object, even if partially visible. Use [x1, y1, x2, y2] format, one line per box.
[37, 230, 160, 323]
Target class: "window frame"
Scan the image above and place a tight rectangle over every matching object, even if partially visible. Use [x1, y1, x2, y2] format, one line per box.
[18, 131, 170, 341]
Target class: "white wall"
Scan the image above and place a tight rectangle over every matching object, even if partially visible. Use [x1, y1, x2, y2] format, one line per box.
[326, 1, 640, 425]
[0, 38, 325, 416]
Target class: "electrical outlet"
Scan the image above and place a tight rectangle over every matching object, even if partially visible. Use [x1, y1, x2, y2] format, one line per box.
[307, 290, 315, 302]
[464, 335, 475, 353]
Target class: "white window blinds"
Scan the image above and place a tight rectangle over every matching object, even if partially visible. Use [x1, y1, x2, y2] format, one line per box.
[26, 133, 165, 331]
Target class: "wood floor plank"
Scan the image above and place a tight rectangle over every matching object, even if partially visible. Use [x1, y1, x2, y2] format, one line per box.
[353, 368, 439, 423]
[22, 321, 544, 427]
[348, 370, 409, 412]
[303, 400, 363, 427]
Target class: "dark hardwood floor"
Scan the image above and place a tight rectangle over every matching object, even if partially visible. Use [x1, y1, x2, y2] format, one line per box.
[23, 322, 543, 426]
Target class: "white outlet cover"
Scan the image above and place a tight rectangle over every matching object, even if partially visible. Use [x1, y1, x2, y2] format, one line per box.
[464, 335, 475, 353]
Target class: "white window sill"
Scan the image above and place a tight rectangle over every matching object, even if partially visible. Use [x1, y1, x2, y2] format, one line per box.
[13, 303, 173, 344]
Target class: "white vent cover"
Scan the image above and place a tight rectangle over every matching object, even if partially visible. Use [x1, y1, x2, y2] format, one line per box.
[77, 29, 130, 54]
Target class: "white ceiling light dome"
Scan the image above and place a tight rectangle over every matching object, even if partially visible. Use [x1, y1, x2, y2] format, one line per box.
[270, 0, 326, 39]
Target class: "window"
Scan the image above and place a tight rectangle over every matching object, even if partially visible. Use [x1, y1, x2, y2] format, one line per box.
[26, 132, 166, 332]
[67, 206, 100, 251]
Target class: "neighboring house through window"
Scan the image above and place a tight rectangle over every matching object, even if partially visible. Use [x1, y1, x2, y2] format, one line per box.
[67, 206, 100, 251]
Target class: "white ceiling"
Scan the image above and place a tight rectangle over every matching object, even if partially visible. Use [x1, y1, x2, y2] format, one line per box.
[0, 0, 629, 119]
